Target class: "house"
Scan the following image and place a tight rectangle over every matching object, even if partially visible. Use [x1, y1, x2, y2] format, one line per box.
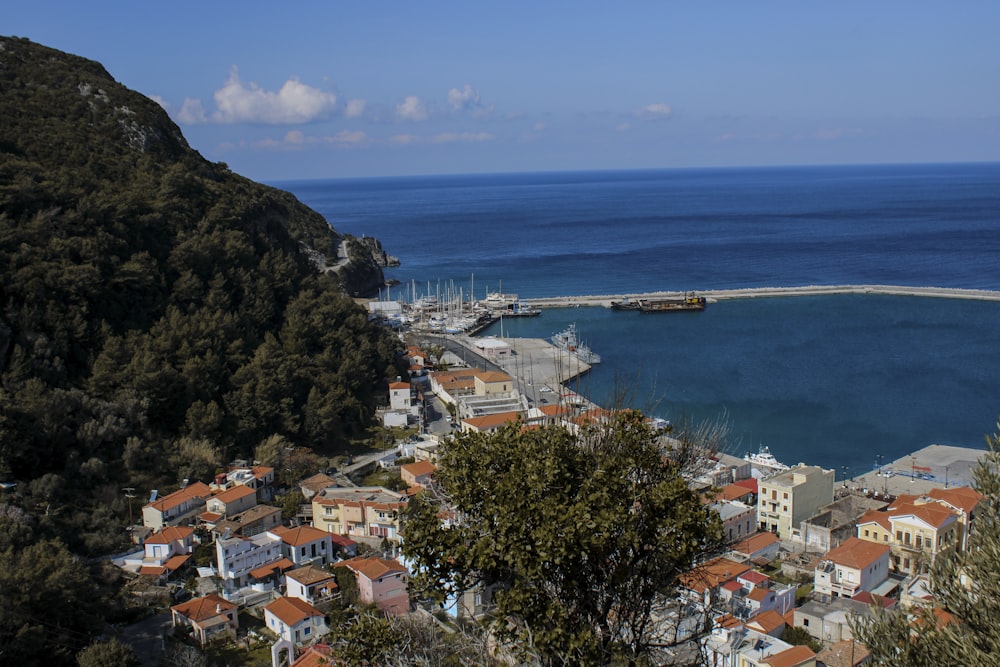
[269, 526, 335, 567]
[855, 492, 962, 575]
[814, 639, 870, 667]
[814, 537, 890, 599]
[794, 598, 876, 645]
[170, 593, 238, 646]
[703, 622, 798, 667]
[205, 484, 257, 518]
[141, 482, 212, 529]
[210, 504, 282, 540]
[213, 464, 276, 500]
[264, 596, 328, 645]
[730, 531, 781, 564]
[216, 532, 284, 591]
[747, 609, 787, 637]
[135, 526, 194, 578]
[758, 465, 835, 539]
[711, 500, 757, 544]
[400, 460, 436, 488]
[760, 645, 816, 667]
[461, 410, 522, 434]
[311, 486, 409, 541]
[797, 494, 888, 554]
[389, 381, 412, 411]
[679, 557, 751, 607]
[337, 556, 410, 615]
[299, 472, 338, 500]
[285, 565, 339, 606]
[288, 643, 335, 667]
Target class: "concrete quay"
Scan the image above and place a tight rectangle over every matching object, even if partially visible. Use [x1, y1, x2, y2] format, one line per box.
[844, 443, 988, 498]
[520, 284, 1000, 309]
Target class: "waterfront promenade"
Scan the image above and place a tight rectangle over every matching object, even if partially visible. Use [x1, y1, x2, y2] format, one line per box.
[520, 284, 1000, 309]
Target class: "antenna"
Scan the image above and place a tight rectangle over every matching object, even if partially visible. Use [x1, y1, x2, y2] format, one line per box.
[122, 487, 136, 531]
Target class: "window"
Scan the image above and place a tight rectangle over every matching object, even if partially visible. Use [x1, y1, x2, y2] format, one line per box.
[783, 492, 788, 500]
[803, 619, 809, 627]
[916, 536, 922, 549]
[864, 529, 870, 537]
[771, 490, 777, 500]
[896, 530, 903, 542]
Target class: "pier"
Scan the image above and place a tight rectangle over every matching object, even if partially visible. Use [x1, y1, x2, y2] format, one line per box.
[520, 284, 1000, 309]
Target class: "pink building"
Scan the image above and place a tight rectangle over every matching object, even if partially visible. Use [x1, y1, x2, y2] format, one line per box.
[336, 556, 410, 616]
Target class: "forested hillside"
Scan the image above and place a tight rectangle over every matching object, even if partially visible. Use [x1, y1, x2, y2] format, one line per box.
[0, 36, 404, 661]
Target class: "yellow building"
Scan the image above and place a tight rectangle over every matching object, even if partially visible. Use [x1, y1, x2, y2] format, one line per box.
[758, 465, 835, 539]
[855, 490, 975, 575]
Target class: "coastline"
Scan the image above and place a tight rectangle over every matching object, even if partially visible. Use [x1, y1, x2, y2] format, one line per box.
[519, 284, 1000, 308]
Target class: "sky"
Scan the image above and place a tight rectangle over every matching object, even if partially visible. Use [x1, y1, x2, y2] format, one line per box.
[7, 2, 1000, 181]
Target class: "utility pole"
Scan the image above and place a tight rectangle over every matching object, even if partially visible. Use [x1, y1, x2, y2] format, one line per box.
[122, 487, 136, 532]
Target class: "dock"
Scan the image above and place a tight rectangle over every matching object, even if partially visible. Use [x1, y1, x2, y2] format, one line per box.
[843, 443, 987, 498]
[521, 284, 1000, 309]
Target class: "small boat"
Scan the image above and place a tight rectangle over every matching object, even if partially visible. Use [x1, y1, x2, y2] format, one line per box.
[551, 323, 601, 364]
[609, 297, 641, 311]
[744, 445, 790, 471]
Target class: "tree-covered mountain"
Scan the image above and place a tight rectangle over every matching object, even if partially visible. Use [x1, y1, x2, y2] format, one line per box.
[0, 34, 405, 567]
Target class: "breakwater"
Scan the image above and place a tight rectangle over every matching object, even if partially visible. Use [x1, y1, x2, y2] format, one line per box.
[520, 284, 1000, 309]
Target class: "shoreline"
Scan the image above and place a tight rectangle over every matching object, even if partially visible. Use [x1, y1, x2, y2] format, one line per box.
[519, 284, 1000, 308]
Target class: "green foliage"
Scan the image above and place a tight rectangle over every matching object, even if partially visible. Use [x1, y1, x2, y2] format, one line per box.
[402, 412, 723, 666]
[781, 625, 822, 653]
[0, 35, 407, 663]
[852, 421, 1000, 665]
[76, 638, 140, 667]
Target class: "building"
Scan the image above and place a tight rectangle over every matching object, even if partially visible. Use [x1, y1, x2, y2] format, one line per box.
[337, 556, 410, 616]
[210, 504, 282, 540]
[216, 532, 284, 591]
[729, 532, 781, 564]
[170, 593, 238, 646]
[285, 565, 339, 606]
[797, 494, 888, 554]
[311, 486, 409, 541]
[141, 482, 212, 529]
[814, 537, 891, 599]
[400, 460, 436, 488]
[711, 500, 758, 544]
[855, 492, 963, 575]
[269, 526, 335, 567]
[679, 557, 752, 607]
[134, 526, 194, 578]
[264, 596, 328, 645]
[703, 622, 800, 667]
[758, 465, 835, 539]
[794, 598, 876, 645]
[205, 484, 257, 518]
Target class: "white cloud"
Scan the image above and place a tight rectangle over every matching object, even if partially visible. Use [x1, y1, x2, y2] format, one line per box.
[344, 98, 367, 118]
[637, 103, 672, 119]
[616, 122, 631, 132]
[209, 67, 338, 124]
[177, 97, 208, 124]
[253, 130, 368, 150]
[390, 134, 419, 144]
[432, 132, 495, 144]
[396, 96, 428, 121]
[448, 84, 480, 111]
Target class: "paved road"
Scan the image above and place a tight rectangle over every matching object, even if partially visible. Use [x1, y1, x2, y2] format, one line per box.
[117, 611, 171, 667]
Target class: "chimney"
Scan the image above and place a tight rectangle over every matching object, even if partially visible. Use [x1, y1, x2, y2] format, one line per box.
[216, 603, 222, 614]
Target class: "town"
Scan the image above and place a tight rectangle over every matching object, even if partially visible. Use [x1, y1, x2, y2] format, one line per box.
[116, 331, 990, 667]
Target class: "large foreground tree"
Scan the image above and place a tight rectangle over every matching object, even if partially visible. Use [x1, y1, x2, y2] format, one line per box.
[852, 421, 1000, 665]
[402, 411, 723, 666]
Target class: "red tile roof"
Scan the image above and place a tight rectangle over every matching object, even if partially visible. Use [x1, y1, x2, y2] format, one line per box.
[249, 557, 295, 580]
[264, 596, 323, 626]
[270, 525, 330, 547]
[144, 482, 211, 513]
[291, 644, 335, 667]
[740, 570, 770, 586]
[762, 644, 815, 667]
[336, 556, 408, 582]
[679, 557, 751, 595]
[748, 609, 786, 634]
[171, 593, 236, 622]
[463, 411, 522, 430]
[401, 460, 436, 478]
[211, 484, 257, 504]
[731, 531, 779, 555]
[926, 486, 984, 515]
[825, 536, 890, 570]
[389, 381, 410, 389]
[145, 526, 194, 544]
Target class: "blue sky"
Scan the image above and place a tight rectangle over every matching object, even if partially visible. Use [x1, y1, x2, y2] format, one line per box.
[7, 2, 1000, 181]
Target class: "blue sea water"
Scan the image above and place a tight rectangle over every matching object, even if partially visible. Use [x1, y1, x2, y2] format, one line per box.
[277, 163, 1000, 480]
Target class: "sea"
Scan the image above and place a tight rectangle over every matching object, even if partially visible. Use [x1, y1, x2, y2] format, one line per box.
[276, 162, 1000, 483]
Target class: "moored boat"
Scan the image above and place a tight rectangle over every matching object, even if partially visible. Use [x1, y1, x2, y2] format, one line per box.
[744, 445, 790, 472]
[551, 323, 601, 364]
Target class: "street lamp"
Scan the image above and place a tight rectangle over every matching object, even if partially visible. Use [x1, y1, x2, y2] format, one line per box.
[911, 456, 916, 484]
[945, 466, 949, 489]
